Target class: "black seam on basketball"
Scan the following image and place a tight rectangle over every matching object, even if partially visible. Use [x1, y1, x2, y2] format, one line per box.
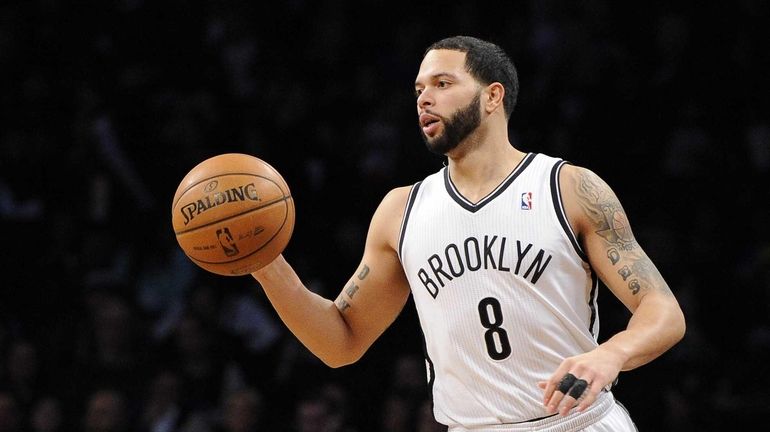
[174, 195, 292, 235]
[171, 172, 288, 210]
[184, 197, 294, 265]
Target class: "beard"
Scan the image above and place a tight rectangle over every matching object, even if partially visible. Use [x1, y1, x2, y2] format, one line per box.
[421, 91, 482, 155]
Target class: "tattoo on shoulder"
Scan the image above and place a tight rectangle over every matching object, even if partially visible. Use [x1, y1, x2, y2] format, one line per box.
[575, 170, 674, 297]
[575, 170, 637, 251]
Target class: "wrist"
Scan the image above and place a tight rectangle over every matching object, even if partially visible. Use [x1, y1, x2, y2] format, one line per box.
[596, 340, 631, 370]
[251, 254, 284, 280]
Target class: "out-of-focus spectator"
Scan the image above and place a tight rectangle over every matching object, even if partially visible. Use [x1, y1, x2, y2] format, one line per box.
[416, 399, 445, 432]
[380, 354, 430, 432]
[293, 382, 355, 432]
[220, 388, 263, 432]
[0, 393, 21, 432]
[1, 339, 42, 409]
[138, 371, 182, 432]
[69, 292, 149, 411]
[83, 390, 128, 432]
[167, 311, 246, 422]
[29, 396, 64, 432]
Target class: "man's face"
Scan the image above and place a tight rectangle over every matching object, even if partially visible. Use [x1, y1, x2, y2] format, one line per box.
[415, 49, 483, 155]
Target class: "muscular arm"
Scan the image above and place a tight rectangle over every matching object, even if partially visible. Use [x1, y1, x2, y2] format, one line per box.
[543, 165, 686, 415]
[564, 165, 685, 370]
[251, 187, 412, 368]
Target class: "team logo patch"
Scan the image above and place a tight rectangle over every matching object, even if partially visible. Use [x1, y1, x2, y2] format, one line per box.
[521, 192, 533, 210]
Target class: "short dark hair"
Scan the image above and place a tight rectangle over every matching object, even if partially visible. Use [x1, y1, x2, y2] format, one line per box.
[425, 36, 519, 119]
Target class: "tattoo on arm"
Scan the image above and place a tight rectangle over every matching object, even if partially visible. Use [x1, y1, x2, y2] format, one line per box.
[628, 280, 641, 295]
[345, 281, 359, 298]
[357, 264, 370, 280]
[336, 263, 370, 313]
[335, 298, 351, 312]
[576, 170, 637, 251]
[575, 170, 672, 297]
[618, 265, 632, 281]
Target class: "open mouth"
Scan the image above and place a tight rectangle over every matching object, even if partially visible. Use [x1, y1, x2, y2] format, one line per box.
[420, 114, 441, 135]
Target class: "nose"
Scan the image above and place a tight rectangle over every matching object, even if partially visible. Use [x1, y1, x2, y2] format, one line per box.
[417, 88, 433, 110]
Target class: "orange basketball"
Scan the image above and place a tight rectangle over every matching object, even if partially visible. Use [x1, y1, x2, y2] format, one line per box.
[171, 153, 295, 276]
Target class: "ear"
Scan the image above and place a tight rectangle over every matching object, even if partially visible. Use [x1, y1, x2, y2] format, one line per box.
[483, 82, 505, 115]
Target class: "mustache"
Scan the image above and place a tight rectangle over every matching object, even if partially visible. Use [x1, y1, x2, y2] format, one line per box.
[419, 110, 447, 124]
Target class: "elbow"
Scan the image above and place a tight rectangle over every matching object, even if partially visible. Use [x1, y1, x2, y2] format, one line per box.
[661, 304, 686, 352]
[317, 346, 365, 369]
[673, 308, 687, 344]
[323, 358, 355, 369]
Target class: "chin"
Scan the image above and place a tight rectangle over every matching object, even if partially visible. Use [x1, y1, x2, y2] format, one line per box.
[422, 134, 441, 152]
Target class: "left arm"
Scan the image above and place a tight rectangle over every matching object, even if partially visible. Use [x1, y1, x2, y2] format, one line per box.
[542, 165, 686, 415]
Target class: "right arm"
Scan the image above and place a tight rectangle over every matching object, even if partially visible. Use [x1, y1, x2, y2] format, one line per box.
[251, 187, 413, 367]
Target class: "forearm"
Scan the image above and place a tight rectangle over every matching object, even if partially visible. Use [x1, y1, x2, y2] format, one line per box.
[598, 293, 686, 371]
[252, 255, 358, 367]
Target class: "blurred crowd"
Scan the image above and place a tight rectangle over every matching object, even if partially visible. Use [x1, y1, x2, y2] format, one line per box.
[1, 0, 769, 431]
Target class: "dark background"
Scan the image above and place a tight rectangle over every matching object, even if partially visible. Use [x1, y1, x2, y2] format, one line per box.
[1, 1, 769, 431]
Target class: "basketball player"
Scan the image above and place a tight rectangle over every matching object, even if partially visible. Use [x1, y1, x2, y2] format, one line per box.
[252, 36, 686, 431]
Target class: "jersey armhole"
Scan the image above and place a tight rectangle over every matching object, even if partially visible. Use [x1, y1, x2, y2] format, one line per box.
[550, 160, 589, 262]
[397, 181, 423, 262]
[551, 160, 601, 338]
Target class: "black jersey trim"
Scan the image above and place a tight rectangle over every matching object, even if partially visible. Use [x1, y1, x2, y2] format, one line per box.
[397, 181, 423, 261]
[507, 413, 559, 424]
[550, 161, 588, 262]
[588, 272, 599, 338]
[550, 161, 599, 337]
[419, 324, 436, 409]
[443, 152, 536, 213]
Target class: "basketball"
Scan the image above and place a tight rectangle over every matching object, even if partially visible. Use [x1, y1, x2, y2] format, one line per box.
[171, 153, 295, 276]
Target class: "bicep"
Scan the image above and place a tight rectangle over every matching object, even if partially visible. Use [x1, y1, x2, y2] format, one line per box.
[562, 166, 674, 312]
[332, 188, 412, 353]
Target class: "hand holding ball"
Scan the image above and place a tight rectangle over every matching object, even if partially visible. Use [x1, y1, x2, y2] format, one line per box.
[171, 153, 295, 276]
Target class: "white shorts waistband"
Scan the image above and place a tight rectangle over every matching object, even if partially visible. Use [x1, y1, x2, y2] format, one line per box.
[448, 391, 615, 432]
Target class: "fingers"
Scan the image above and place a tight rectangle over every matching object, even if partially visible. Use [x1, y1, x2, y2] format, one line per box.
[543, 372, 593, 416]
[541, 368, 568, 406]
[558, 373, 578, 394]
[575, 380, 606, 413]
[567, 379, 588, 399]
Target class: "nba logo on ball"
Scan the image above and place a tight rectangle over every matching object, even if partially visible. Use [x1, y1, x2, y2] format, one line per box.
[521, 192, 533, 210]
[216, 227, 239, 257]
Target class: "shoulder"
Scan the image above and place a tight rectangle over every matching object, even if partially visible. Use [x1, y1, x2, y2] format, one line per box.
[375, 186, 413, 221]
[557, 164, 620, 235]
[557, 164, 614, 198]
[558, 163, 598, 188]
[366, 186, 414, 250]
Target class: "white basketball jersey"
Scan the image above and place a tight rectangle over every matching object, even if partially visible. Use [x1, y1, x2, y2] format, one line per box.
[398, 153, 601, 428]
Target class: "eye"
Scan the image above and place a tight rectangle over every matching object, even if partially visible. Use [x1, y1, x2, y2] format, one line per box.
[414, 88, 423, 98]
[437, 80, 449, 88]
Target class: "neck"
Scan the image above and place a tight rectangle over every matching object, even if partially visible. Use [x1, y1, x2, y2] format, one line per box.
[444, 124, 526, 203]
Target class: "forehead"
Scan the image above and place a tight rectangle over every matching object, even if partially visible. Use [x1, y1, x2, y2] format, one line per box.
[415, 49, 469, 84]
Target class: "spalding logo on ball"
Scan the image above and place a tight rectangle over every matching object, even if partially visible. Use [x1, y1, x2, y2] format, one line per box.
[171, 153, 295, 276]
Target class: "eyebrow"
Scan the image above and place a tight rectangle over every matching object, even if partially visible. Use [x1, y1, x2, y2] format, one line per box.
[414, 72, 459, 87]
